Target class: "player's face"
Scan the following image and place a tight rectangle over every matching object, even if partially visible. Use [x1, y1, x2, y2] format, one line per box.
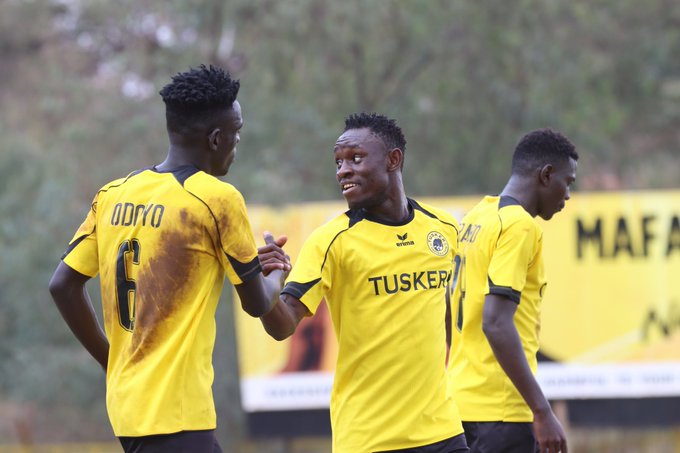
[537, 157, 577, 220]
[334, 128, 391, 210]
[211, 100, 243, 176]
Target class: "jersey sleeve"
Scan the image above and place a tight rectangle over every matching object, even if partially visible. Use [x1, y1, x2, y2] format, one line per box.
[213, 187, 260, 285]
[486, 215, 539, 303]
[281, 225, 336, 315]
[62, 194, 100, 277]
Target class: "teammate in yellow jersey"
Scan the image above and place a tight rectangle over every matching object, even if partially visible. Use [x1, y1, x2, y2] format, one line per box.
[449, 129, 578, 453]
[257, 113, 468, 453]
[48, 65, 289, 452]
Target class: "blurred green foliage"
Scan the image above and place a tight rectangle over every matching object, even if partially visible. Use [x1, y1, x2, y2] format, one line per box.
[0, 0, 678, 445]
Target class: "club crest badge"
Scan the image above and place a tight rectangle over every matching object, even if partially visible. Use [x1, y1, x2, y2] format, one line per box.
[427, 231, 449, 256]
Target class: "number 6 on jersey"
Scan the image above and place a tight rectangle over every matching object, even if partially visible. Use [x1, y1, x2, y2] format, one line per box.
[116, 239, 141, 331]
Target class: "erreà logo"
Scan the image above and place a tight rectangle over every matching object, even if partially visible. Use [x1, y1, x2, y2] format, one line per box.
[396, 232, 415, 247]
[427, 231, 449, 256]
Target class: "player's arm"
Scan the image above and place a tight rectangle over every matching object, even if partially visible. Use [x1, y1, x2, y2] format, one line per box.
[260, 293, 308, 341]
[235, 272, 287, 318]
[483, 294, 568, 453]
[48, 261, 109, 372]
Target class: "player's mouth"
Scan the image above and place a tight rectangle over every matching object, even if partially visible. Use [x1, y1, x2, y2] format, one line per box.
[341, 182, 358, 194]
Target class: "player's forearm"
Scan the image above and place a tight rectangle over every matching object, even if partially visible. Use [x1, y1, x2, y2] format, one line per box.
[66, 305, 109, 371]
[262, 269, 286, 313]
[239, 270, 286, 317]
[483, 317, 551, 415]
[260, 297, 300, 341]
[49, 285, 109, 371]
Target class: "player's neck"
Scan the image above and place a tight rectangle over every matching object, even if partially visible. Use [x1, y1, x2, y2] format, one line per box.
[365, 194, 410, 224]
[156, 145, 206, 173]
[500, 177, 537, 217]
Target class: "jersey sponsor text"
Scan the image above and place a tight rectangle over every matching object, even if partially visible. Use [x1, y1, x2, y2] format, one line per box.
[368, 269, 452, 295]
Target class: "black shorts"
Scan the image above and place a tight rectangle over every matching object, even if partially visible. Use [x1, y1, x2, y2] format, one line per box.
[118, 429, 222, 453]
[376, 433, 469, 452]
[462, 422, 538, 453]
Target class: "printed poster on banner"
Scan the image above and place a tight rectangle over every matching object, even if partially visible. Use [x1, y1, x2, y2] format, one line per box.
[234, 191, 680, 411]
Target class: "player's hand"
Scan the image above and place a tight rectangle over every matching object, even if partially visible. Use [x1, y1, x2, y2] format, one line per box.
[533, 408, 568, 453]
[258, 231, 291, 277]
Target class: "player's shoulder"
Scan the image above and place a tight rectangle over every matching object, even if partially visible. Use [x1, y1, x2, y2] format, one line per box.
[410, 198, 460, 231]
[183, 169, 239, 191]
[468, 195, 531, 224]
[494, 197, 540, 238]
[306, 210, 356, 245]
[94, 168, 150, 198]
[101, 167, 151, 189]
[98, 177, 129, 193]
[182, 170, 244, 202]
[496, 196, 534, 224]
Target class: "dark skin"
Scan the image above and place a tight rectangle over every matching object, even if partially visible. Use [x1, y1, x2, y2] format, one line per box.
[48, 99, 291, 371]
[483, 157, 577, 453]
[48, 266, 109, 370]
[258, 127, 409, 340]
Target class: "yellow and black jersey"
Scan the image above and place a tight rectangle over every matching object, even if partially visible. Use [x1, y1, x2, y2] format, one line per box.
[450, 195, 545, 422]
[282, 198, 464, 453]
[62, 165, 260, 436]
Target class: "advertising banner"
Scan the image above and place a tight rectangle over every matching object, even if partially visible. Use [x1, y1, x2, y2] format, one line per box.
[235, 191, 680, 411]
[538, 190, 680, 398]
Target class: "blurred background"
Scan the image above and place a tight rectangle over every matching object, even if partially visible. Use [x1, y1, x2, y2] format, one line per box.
[0, 0, 678, 451]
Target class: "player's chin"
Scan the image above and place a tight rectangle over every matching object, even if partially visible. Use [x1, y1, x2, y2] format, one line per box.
[222, 155, 236, 174]
[540, 210, 558, 221]
[220, 162, 232, 176]
[344, 196, 363, 210]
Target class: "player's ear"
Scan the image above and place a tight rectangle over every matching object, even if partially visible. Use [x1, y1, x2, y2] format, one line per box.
[538, 164, 554, 186]
[208, 128, 220, 151]
[386, 148, 403, 172]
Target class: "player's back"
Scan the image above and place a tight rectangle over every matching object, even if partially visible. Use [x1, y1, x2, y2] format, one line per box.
[65, 165, 258, 436]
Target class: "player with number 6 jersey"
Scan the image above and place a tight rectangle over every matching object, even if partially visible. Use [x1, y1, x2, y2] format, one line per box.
[61, 166, 259, 436]
[49, 65, 290, 452]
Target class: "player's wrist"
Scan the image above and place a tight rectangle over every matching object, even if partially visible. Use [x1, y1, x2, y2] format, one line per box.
[531, 402, 554, 418]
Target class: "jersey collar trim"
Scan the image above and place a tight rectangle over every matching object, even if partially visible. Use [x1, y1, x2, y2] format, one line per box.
[347, 198, 416, 227]
[499, 195, 522, 209]
[150, 164, 200, 186]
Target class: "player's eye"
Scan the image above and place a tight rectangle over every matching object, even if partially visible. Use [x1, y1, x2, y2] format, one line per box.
[352, 155, 362, 164]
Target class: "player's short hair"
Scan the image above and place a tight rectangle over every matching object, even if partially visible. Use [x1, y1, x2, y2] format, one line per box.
[159, 64, 240, 134]
[344, 112, 407, 154]
[511, 128, 579, 176]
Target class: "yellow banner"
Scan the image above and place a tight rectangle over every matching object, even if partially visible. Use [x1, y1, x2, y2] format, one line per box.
[234, 191, 680, 406]
[539, 190, 680, 363]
